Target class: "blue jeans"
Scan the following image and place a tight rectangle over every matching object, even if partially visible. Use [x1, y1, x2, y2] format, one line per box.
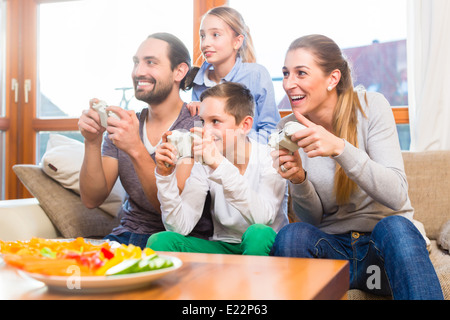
[104, 232, 151, 249]
[271, 216, 443, 300]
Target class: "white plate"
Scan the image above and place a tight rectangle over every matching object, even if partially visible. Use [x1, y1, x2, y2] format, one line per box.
[18, 255, 182, 294]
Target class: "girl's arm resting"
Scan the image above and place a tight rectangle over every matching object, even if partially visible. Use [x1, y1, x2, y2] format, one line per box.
[155, 166, 209, 235]
[252, 69, 280, 142]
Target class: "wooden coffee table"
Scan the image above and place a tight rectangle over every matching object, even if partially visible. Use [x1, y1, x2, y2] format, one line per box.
[0, 251, 349, 300]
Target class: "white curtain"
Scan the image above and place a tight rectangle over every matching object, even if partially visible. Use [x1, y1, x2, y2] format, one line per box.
[407, 0, 450, 151]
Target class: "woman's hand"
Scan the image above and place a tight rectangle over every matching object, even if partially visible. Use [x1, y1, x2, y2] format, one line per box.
[155, 132, 177, 176]
[292, 112, 345, 158]
[271, 148, 306, 184]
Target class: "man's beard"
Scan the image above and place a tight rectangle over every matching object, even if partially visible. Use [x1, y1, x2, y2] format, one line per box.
[134, 77, 173, 106]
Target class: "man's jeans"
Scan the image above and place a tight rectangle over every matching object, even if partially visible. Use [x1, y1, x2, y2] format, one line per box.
[271, 215, 443, 300]
[104, 232, 151, 249]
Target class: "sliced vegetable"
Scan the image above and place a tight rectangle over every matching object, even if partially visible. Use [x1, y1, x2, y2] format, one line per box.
[0, 237, 174, 277]
[40, 247, 56, 259]
[105, 259, 141, 276]
[101, 247, 114, 260]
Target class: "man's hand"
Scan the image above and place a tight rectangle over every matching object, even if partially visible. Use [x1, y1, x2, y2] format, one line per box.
[78, 98, 106, 145]
[104, 105, 142, 157]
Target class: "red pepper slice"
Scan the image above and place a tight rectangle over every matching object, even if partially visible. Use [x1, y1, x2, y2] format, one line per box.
[101, 247, 114, 260]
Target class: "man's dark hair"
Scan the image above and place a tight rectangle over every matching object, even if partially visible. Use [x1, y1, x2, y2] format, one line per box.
[147, 32, 192, 91]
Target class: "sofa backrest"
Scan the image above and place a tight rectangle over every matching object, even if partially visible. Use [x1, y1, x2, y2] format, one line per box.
[402, 151, 450, 240]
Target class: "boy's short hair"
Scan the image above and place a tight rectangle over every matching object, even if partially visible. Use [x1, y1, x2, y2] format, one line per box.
[199, 82, 254, 124]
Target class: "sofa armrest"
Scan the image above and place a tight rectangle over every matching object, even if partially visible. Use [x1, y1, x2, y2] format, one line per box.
[0, 198, 60, 241]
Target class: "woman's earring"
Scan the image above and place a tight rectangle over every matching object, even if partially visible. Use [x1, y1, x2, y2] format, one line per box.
[327, 86, 333, 92]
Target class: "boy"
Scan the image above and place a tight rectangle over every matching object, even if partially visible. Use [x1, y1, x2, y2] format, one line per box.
[147, 82, 288, 255]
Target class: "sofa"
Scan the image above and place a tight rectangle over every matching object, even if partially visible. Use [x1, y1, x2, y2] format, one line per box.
[1, 146, 449, 300]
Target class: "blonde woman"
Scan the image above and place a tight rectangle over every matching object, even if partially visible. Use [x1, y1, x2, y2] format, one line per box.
[270, 34, 443, 300]
[186, 6, 280, 142]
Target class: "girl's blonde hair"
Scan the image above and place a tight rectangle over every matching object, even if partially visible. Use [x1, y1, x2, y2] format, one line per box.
[288, 34, 366, 205]
[204, 6, 256, 63]
[186, 6, 256, 90]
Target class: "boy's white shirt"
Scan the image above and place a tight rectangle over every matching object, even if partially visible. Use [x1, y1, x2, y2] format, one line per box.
[155, 138, 289, 243]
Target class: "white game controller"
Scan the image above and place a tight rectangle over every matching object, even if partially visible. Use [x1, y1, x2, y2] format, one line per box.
[92, 100, 119, 128]
[165, 130, 205, 167]
[167, 130, 195, 159]
[268, 121, 307, 153]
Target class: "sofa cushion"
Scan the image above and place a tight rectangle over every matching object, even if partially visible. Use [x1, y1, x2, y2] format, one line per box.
[402, 151, 450, 240]
[438, 220, 450, 252]
[13, 164, 119, 239]
[41, 134, 125, 217]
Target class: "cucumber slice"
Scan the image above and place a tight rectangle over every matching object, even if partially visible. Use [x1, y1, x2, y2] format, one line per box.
[137, 256, 174, 272]
[105, 255, 175, 275]
[105, 258, 140, 276]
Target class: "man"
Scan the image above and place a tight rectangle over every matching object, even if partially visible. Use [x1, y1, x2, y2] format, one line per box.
[78, 33, 212, 248]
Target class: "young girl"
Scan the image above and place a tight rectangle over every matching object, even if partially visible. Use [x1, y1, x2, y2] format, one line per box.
[186, 6, 280, 143]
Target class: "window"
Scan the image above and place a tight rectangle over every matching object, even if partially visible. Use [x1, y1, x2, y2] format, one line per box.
[3, 0, 220, 200]
[38, 0, 194, 120]
[34, 0, 193, 164]
[229, 0, 410, 149]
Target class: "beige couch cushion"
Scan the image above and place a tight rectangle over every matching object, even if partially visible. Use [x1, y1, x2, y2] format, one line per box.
[41, 134, 125, 217]
[402, 151, 450, 240]
[13, 165, 119, 239]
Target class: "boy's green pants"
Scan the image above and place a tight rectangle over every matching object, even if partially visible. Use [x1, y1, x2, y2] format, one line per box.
[147, 224, 277, 256]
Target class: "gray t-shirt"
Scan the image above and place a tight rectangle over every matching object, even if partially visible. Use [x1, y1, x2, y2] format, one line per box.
[102, 104, 213, 238]
[280, 91, 414, 234]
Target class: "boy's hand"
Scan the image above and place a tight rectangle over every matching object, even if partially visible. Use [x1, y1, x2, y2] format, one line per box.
[192, 127, 224, 170]
[155, 132, 178, 176]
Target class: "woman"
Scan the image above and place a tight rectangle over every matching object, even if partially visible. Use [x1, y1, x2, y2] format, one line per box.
[270, 34, 443, 300]
[186, 6, 280, 142]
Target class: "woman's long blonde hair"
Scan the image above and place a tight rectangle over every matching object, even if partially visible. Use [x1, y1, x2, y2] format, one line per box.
[288, 35, 366, 205]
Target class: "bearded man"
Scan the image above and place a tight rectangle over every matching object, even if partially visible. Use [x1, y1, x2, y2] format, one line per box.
[78, 33, 212, 248]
